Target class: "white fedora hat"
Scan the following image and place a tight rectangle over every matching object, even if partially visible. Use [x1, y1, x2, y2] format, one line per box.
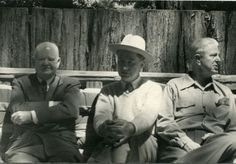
[109, 34, 153, 62]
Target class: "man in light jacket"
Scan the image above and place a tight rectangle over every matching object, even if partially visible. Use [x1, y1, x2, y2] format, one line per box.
[88, 34, 163, 162]
[156, 37, 236, 163]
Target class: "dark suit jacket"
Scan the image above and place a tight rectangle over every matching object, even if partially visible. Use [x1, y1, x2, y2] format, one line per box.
[1, 74, 81, 159]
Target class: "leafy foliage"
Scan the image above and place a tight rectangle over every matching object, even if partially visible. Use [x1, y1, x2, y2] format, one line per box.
[73, 0, 114, 9]
[2, 0, 235, 10]
[0, 0, 116, 8]
[0, 0, 42, 7]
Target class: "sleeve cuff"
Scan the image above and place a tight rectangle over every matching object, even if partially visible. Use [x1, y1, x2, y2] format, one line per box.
[180, 135, 196, 147]
[31, 110, 38, 124]
[130, 120, 138, 135]
[49, 101, 61, 107]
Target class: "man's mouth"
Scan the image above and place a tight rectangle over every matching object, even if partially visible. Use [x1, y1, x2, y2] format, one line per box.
[42, 66, 51, 71]
[213, 65, 219, 71]
[120, 73, 129, 76]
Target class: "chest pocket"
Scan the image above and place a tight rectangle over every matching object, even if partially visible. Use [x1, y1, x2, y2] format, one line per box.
[210, 101, 230, 120]
[176, 100, 196, 113]
[175, 91, 200, 116]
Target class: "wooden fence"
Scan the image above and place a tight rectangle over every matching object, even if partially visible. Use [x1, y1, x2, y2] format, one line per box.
[0, 8, 236, 74]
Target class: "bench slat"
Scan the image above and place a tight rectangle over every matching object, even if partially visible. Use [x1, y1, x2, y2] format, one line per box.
[0, 67, 236, 90]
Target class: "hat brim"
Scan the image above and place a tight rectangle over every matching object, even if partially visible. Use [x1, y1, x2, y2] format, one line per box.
[109, 44, 153, 62]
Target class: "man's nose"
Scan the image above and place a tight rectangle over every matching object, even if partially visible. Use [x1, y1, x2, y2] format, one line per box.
[122, 66, 128, 71]
[42, 58, 49, 64]
[215, 55, 221, 63]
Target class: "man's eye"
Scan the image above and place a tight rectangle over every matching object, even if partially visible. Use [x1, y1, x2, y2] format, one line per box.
[48, 58, 56, 62]
[128, 61, 135, 64]
[210, 54, 217, 57]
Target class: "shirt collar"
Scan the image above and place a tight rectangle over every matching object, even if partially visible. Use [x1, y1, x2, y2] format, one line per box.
[37, 75, 55, 85]
[179, 74, 195, 90]
[121, 76, 143, 90]
[180, 74, 217, 92]
[212, 79, 225, 95]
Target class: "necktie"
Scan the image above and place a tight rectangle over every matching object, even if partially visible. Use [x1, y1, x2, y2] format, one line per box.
[125, 83, 134, 92]
[40, 80, 47, 99]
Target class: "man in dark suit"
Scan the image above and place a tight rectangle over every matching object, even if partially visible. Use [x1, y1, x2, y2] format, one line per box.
[0, 42, 82, 162]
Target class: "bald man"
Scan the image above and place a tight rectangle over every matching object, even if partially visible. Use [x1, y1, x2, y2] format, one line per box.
[0, 42, 82, 162]
[156, 38, 236, 163]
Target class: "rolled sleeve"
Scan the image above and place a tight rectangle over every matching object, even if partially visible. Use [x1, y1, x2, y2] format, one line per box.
[93, 92, 113, 135]
[156, 82, 192, 148]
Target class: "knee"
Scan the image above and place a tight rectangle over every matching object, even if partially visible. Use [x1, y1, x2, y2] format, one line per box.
[228, 141, 236, 152]
[49, 152, 82, 162]
[111, 143, 130, 162]
[221, 134, 236, 150]
[5, 152, 39, 163]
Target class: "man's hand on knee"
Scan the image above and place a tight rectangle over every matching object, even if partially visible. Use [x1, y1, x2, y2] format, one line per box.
[183, 141, 201, 152]
[98, 119, 135, 147]
[98, 120, 122, 144]
[109, 119, 135, 147]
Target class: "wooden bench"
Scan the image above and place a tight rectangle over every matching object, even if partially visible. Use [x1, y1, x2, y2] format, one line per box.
[0, 67, 236, 153]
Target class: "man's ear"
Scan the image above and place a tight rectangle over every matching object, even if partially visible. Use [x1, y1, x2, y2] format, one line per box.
[194, 54, 201, 65]
[140, 60, 145, 67]
[140, 61, 145, 72]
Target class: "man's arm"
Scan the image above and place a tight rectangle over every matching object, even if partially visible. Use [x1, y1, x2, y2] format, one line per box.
[10, 78, 81, 124]
[156, 82, 200, 152]
[93, 90, 114, 136]
[130, 82, 163, 135]
[224, 87, 236, 132]
[0, 110, 14, 160]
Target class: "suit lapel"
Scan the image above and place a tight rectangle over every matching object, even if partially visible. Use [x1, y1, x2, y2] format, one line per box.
[45, 75, 62, 101]
[25, 74, 44, 100]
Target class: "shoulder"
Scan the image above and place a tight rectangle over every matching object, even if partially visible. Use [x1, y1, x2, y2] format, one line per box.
[15, 74, 31, 82]
[60, 76, 80, 83]
[59, 76, 81, 86]
[13, 74, 32, 86]
[145, 80, 164, 91]
[167, 76, 185, 85]
[100, 81, 121, 94]
[214, 80, 233, 94]
[163, 76, 190, 96]
[101, 81, 120, 90]
[166, 76, 187, 90]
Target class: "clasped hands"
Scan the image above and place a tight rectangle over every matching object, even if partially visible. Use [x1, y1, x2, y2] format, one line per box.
[11, 111, 32, 125]
[98, 119, 135, 148]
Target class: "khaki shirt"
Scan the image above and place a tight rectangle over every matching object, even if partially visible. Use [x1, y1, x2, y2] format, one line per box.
[156, 74, 236, 148]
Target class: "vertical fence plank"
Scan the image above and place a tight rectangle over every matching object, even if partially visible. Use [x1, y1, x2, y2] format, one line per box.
[209, 11, 227, 74]
[118, 10, 145, 36]
[0, 8, 30, 67]
[108, 10, 146, 71]
[225, 11, 236, 74]
[178, 10, 207, 72]
[73, 9, 91, 71]
[87, 9, 113, 71]
[146, 10, 180, 73]
[0, 8, 236, 75]
[30, 8, 63, 67]
[60, 9, 74, 70]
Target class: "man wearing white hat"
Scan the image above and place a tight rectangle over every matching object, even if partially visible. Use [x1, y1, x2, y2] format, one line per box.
[88, 34, 163, 162]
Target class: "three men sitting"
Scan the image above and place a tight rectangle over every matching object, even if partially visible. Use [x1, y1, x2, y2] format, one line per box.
[1, 36, 236, 163]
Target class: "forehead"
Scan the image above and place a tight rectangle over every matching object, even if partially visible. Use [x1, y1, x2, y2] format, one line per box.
[35, 45, 59, 59]
[117, 50, 141, 60]
[202, 42, 219, 55]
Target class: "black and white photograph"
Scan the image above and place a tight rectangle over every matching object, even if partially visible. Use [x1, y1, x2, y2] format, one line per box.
[0, 0, 236, 163]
